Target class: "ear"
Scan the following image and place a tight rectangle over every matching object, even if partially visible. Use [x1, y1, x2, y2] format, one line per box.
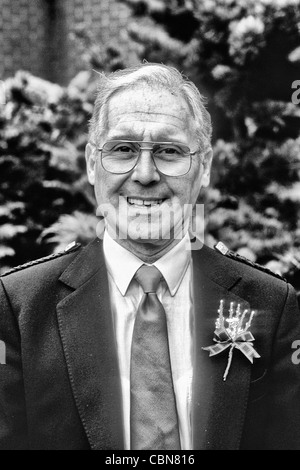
[85, 143, 96, 185]
[201, 148, 213, 188]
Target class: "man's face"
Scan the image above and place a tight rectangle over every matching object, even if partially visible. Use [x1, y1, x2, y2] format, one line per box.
[86, 84, 211, 251]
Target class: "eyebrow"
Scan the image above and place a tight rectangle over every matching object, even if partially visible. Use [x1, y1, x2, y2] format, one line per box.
[106, 132, 184, 142]
[106, 120, 188, 141]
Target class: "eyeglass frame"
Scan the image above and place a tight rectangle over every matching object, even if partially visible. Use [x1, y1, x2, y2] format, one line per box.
[90, 139, 202, 177]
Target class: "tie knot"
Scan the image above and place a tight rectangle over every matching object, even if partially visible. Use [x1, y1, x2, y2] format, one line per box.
[135, 265, 162, 293]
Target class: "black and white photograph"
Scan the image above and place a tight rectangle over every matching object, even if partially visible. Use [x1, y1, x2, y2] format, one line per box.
[0, 0, 300, 453]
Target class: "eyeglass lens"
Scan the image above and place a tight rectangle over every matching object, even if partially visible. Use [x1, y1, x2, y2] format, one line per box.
[101, 141, 192, 176]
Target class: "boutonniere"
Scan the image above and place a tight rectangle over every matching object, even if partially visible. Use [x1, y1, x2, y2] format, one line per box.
[202, 300, 261, 381]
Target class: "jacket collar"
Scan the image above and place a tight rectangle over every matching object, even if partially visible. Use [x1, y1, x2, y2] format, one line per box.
[59, 238, 103, 290]
[57, 239, 252, 450]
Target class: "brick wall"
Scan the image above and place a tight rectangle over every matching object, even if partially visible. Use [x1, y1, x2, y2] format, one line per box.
[0, 0, 138, 85]
[0, 0, 48, 80]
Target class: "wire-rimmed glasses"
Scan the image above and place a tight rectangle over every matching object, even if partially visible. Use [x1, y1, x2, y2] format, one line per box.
[93, 140, 199, 177]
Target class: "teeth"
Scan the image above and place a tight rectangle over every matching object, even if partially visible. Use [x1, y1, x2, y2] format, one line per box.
[127, 198, 164, 206]
[130, 198, 143, 206]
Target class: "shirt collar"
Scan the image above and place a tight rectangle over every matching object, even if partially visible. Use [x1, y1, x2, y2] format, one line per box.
[103, 231, 191, 297]
[153, 234, 191, 296]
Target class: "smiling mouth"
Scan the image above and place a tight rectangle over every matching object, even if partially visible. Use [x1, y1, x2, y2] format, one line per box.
[127, 197, 166, 207]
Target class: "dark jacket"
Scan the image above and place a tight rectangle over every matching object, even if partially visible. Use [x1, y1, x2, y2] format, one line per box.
[0, 239, 300, 450]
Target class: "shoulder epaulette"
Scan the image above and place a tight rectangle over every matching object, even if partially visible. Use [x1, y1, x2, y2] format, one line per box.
[214, 241, 287, 282]
[0, 242, 81, 278]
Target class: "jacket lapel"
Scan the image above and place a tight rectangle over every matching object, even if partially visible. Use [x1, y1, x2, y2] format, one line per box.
[192, 245, 252, 450]
[56, 239, 124, 450]
[55, 238, 253, 450]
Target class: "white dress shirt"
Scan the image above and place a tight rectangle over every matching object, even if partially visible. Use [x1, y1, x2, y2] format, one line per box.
[103, 231, 194, 450]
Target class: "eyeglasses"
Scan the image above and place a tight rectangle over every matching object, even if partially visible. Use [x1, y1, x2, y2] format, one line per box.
[93, 140, 199, 177]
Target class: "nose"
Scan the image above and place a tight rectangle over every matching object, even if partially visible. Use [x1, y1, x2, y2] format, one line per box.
[130, 150, 160, 185]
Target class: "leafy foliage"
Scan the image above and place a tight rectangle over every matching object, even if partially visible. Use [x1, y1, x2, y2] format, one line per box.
[0, 26, 134, 274]
[0, 71, 95, 273]
[120, 0, 300, 291]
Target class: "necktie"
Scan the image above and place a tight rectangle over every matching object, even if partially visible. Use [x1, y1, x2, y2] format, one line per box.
[130, 265, 181, 450]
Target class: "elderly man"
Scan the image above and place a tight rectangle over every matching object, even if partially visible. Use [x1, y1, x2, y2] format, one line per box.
[0, 63, 300, 451]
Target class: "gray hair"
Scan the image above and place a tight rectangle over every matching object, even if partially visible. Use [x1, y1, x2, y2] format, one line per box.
[88, 63, 212, 153]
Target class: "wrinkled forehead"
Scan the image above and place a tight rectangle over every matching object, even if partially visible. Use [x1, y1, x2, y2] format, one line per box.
[111, 82, 192, 111]
[105, 84, 195, 134]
